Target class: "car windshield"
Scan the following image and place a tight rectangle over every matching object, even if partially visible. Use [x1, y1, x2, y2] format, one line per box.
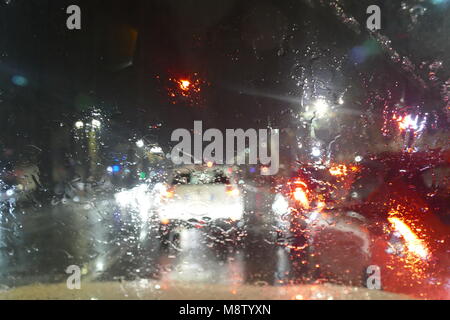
[0, 0, 449, 301]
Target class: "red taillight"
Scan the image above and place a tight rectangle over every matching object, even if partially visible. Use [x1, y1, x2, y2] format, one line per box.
[165, 190, 174, 198]
[293, 187, 310, 209]
[161, 186, 174, 199]
[288, 179, 310, 209]
[226, 185, 239, 196]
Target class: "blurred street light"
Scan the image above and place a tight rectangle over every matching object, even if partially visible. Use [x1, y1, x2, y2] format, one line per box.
[75, 121, 84, 129]
[313, 99, 329, 118]
[311, 147, 321, 157]
[136, 139, 145, 148]
[91, 119, 101, 129]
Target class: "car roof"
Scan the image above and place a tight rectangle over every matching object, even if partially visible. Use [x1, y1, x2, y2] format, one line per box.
[169, 165, 237, 178]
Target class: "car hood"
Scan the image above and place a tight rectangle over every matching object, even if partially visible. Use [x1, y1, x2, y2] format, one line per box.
[0, 280, 412, 300]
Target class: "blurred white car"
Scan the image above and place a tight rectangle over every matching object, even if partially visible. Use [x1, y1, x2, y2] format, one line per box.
[154, 165, 244, 224]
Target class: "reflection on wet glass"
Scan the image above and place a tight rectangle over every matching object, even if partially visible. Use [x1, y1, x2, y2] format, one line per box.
[0, 0, 449, 300]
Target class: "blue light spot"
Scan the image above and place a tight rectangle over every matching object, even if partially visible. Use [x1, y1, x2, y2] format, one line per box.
[11, 75, 28, 87]
[349, 46, 368, 64]
[431, 0, 448, 5]
[112, 165, 121, 173]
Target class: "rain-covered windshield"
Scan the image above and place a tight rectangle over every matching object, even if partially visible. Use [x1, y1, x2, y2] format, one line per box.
[0, 0, 449, 300]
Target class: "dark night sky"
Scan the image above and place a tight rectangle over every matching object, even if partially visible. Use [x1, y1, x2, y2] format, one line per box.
[0, 0, 449, 153]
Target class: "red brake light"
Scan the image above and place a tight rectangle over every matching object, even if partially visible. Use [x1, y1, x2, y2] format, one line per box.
[289, 179, 310, 209]
[161, 186, 174, 199]
[293, 187, 310, 209]
[226, 185, 239, 196]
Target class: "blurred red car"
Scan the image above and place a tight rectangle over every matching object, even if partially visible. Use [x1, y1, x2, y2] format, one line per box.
[276, 149, 450, 299]
[349, 150, 450, 299]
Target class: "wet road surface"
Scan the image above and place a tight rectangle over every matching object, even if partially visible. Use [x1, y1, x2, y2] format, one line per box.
[0, 184, 296, 289]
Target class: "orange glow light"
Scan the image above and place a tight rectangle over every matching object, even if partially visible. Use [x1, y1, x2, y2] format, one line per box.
[165, 74, 206, 106]
[227, 188, 240, 197]
[226, 184, 239, 196]
[289, 179, 310, 209]
[329, 164, 348, 176]
[316, 200, 325, 212]
[179, 79, 191, 91]
[293, 187, 310, 209]
[166, 191, 174, 198]
[162, 189, 174, 199]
